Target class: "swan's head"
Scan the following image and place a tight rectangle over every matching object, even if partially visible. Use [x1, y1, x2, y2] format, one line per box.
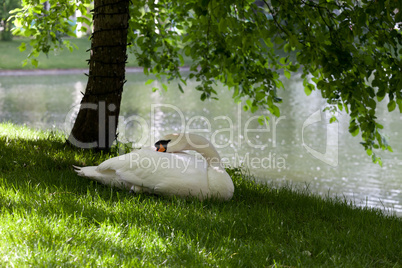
[155, 133, 222, 167]
[154, 133, 213, 153]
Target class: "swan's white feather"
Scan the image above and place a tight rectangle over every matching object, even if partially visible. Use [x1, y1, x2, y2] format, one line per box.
[73, 165, 130, 189]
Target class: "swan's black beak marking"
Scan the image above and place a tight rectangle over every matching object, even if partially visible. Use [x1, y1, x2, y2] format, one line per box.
[155, 140, 171, 153]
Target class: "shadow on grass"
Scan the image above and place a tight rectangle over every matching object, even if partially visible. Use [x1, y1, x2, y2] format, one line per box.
[1, 133, 401, 266]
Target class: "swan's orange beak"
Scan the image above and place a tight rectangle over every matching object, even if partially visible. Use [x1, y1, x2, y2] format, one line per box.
[156, 144, 166, 152]
[155, 139, 171, 153]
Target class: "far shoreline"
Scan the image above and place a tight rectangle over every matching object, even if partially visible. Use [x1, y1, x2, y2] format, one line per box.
[0, 66, 190, 76]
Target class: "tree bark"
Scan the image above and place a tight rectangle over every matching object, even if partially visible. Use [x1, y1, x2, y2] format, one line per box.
[68, 0, 129, 150]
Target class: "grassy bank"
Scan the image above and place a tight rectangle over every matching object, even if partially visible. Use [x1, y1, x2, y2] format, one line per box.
[0, 123, 401, 267]
[0, 38, 193, 70]
[0, 38, 141, 70]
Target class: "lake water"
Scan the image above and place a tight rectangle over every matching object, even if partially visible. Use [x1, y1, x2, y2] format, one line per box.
[0, 71, 401, 216]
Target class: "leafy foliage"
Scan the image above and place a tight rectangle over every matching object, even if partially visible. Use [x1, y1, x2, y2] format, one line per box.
[10, 0, 402, 163]
[10, 0, 91, 64]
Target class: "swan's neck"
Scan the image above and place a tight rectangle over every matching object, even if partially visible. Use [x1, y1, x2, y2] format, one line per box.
[183, 134, 223, 168]
[195, 146, 222, 168]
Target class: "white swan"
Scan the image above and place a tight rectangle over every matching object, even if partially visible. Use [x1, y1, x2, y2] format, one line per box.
[73, 133, 234, 200]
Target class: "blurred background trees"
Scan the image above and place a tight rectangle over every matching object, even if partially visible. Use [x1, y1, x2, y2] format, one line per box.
[0, 0, 20, 41]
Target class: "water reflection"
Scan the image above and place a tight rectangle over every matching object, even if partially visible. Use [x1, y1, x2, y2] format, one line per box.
[0, 72, 401, 216]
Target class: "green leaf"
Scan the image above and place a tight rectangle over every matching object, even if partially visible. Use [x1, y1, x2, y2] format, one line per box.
[145, 79, 154, 85]
[387, 100, 396, 112]
[178, 83, 184, 93]
[246, 99, 253, 109]
[218, 18, 227, 32]
[289, 35, 299, 49]
[284, 70, 291, 79]
[162, 83, 168, 91]
[18, 42, 26, 52]
[284, 43, 291, 53]
[184, 46, 191, 57]
[270, 105, 280, 117]
[178, 54, 184, 65]
[257, 115, 269, 125]
[256, 91, 266, 101]
[349, 123, 360, 136]
[377, 90, 386, 102]
[372, 154, 383, 167]
[350, 128, 359, 137]
[279, 57, 289, 65]
[264, 38, 273, 48]
[31, 58, 38, 68]
[397, 99, 402, 113]
[304, 84, 314, 96]
[250, 105, 258, 113]
[376, 123, 384, 129]
[77, 16, 91, 25]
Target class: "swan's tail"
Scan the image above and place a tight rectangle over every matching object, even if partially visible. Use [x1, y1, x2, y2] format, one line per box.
[73, 165, 97, 177]
[73, 165, 129, 190]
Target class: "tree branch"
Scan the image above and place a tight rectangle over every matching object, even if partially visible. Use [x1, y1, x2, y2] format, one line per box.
[261, 0, 291, 39]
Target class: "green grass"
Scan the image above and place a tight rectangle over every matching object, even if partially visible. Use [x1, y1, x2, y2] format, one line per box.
[0, 38, 89, 70]
[0, 123, 401, 267]
[0, 38, 141, 70]
[0, 38, 192, 70]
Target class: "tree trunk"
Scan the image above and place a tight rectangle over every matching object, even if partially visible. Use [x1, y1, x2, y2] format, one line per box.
[68, 0, 129, 150]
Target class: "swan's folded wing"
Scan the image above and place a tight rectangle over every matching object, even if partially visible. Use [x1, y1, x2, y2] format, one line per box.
[116, 150, 209, 196]
[96, 154, 131, 172]
[96, 147, 155, 172]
